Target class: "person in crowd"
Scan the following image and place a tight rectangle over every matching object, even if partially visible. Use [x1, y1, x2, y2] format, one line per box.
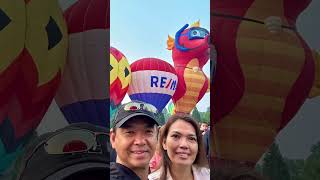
[200, 122, 209, 135]
[149, 126, 164, 173]
[148, 113, 210, 180]
[202, 127, 210, 163]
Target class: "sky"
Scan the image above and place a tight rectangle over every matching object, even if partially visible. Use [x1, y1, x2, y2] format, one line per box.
[38, 0, 320, 160]
[110, 0, 210, 112]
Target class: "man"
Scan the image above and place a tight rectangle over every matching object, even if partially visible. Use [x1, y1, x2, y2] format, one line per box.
[110, 101, 159, 180]
[200, 122, 209, 135]
[203, 127, 210, 163]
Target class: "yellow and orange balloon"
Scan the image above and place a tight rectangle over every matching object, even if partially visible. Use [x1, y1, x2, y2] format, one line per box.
[211, 0, 318, 168]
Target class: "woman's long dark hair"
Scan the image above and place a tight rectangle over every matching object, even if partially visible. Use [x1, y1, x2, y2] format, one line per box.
[159, 113, 207, 180]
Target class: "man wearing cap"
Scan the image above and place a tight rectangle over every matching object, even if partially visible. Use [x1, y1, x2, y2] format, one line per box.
[110, 101, 159, 180]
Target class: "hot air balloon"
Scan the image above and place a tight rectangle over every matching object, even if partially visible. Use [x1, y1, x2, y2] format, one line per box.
[210, 0, 317, 169]
[167, 21, 210, 114]
[110, 47, 131, 118]
[127, 58, 178, 112]
[0, 0, 68, 174]
[167, 102, 175, 115]
[55, 0, 109, 127]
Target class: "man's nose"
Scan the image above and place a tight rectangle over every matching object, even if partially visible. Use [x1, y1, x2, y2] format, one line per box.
[133, 133, 147, 145]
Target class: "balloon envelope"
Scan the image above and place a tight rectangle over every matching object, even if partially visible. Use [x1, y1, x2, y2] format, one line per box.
[110, 46, 131, 118]
[211, 0, 315, 166]
[128, 58, 178, 112]
[167, 22, 210, 114]
[55, 0, 109, 127]
[0, 0, 68, 173]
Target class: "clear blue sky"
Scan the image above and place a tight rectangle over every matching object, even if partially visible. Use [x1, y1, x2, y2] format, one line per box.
[110, 0, 210, 112]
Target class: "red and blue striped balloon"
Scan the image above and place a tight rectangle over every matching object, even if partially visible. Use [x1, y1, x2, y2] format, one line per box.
[128, 58, 178, 112]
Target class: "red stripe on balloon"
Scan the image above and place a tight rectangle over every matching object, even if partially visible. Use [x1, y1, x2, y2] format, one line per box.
[210, 0, 254, 123]
[283, 0, 311, 26]
[110, 47, 126, 61]
[64, 0, 108, 34]
[280, 33, 315, 130]
[130, 58, 176, 74]
[0, 48, 62, 138]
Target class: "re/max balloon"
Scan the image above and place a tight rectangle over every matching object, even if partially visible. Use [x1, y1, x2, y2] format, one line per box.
[55, 0, 109, 128]
[0, 0, 68, 174]
[128, 58, 178, 112]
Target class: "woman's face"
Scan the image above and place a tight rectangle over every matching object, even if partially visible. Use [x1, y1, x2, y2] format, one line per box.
[162, 119, 198, 167]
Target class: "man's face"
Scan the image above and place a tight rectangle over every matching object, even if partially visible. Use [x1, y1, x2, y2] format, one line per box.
[110, 116, 158, 170]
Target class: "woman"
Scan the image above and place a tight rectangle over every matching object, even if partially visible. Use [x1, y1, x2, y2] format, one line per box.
[148, 114, 210, 180]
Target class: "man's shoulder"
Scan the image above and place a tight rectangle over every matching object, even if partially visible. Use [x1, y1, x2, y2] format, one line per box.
[110, 162, 141, 180]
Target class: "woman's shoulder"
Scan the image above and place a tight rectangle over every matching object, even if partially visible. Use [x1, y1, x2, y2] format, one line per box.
[148, 168, 161, 180]
[192, 165, 210, 180]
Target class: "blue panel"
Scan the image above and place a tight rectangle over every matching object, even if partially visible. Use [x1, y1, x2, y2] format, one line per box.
[129, 93, 172, 112]
[60, 99, 109, 128]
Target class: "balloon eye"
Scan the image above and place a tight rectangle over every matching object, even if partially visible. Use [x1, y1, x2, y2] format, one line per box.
[110, 64, 113, 71]
[46, 16, 63, 50]
[124, 67, 130, 77]
[192, 30, 200, 36]
[0, 8, 11, 31]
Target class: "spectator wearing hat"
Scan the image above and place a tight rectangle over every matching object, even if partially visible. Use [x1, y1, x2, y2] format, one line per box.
[110, 101, 160, 180]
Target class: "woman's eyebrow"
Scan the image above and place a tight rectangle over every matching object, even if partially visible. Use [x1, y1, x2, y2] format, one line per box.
[170, 131, 196, 137]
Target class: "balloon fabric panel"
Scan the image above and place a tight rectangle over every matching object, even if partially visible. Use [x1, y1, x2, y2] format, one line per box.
[55, 0, 108, 127]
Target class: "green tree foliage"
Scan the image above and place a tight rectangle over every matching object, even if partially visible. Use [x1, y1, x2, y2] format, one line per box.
[162, 107, 170, 122]
[192, 107, 201, 123]
[285, 159, 305, 180]
[202, 107, 210, 124]
[158, 112, 166, 126]
[300, 142, 320, 180]
[262, 143, 291, 180]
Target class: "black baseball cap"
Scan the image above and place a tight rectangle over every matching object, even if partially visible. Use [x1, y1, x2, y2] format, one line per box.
[111, 101, 160, 128]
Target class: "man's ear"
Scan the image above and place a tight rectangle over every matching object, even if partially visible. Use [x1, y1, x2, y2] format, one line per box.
[110, 128, 116, 149]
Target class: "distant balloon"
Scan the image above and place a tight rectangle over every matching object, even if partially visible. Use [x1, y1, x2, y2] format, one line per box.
[211, 0, 317, 168]
[167, 102, 175, 115]
[128, 58, 178, 112]
[0, 0, 68, 174]
[167, 21, 210, 114]
[55, 0, 109, 127]
[110, 47, 131, 118]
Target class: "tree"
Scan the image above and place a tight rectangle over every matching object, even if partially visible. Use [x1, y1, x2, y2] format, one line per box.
[285, 159, 305, 180]
[192, 107, 201, 123]
[262, 143, 291, 180]
[300, 142, 320, 180]
[162, 107, 170, 123]
[202, 107, 210, 124]
[158, 112, 166, 126]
